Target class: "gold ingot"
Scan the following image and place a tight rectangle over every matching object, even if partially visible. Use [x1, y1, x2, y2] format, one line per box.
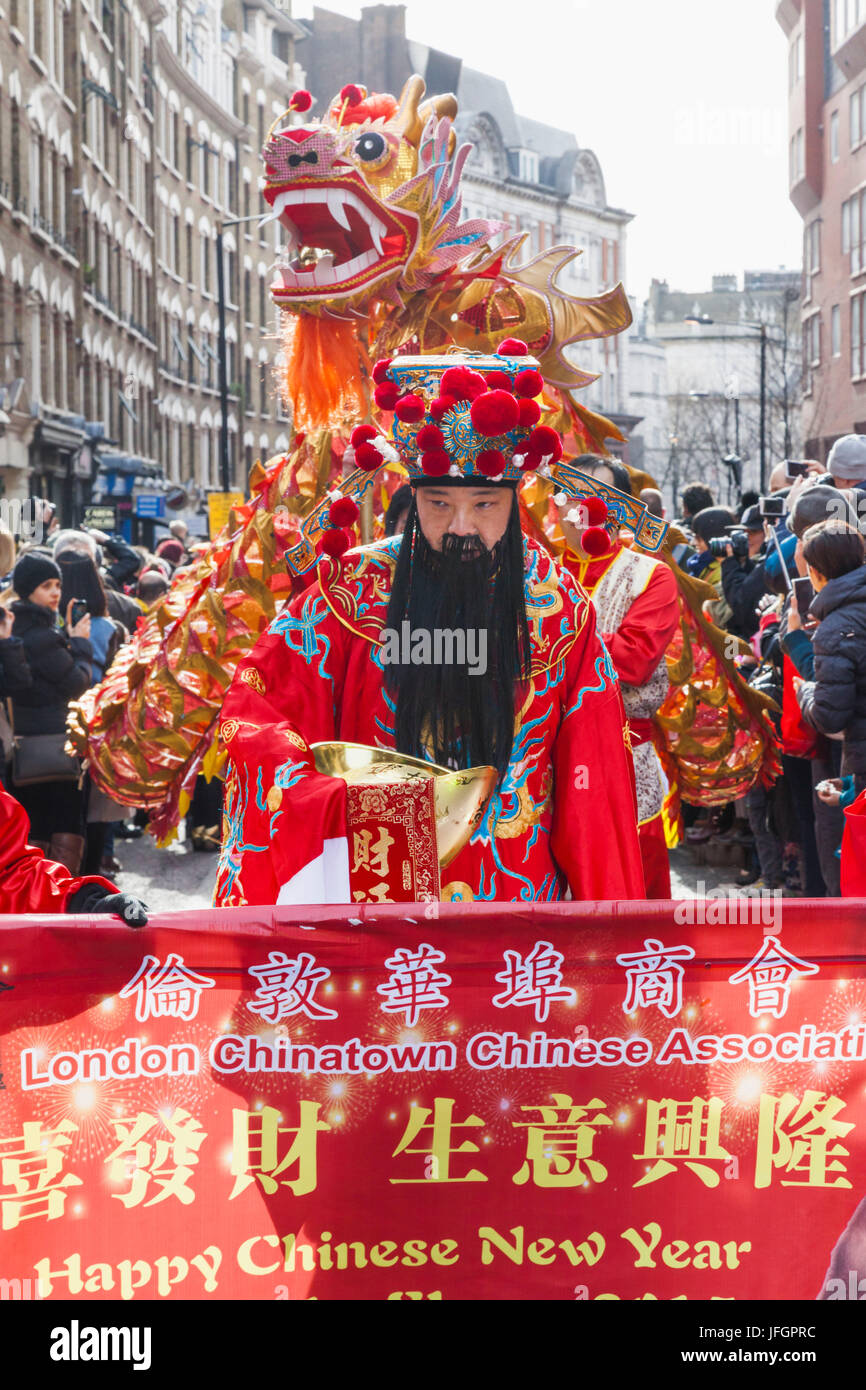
[311, 742, 497, 869]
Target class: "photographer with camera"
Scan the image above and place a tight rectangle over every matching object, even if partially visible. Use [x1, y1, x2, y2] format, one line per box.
[719, 505, 768, 641]
[685, 507, 737, 629]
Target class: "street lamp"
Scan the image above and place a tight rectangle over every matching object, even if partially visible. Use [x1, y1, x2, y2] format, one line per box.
[215, 213, 265, 494]
[684, 314, 769, 493]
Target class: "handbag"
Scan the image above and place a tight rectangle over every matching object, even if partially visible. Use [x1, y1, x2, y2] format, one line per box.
[842, 790, 866, 897]
[780, 654, 820, 759]
[6, 702, 80, 786]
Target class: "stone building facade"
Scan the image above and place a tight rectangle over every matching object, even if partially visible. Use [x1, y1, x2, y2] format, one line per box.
[0, 0, 305, 536]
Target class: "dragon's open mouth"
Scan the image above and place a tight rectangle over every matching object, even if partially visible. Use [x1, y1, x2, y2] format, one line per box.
[267, 180, 414, 297]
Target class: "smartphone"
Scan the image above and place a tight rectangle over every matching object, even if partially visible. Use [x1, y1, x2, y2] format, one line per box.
[70, 600, 88, 626]
[785, 460, 809, 479]
[759, 495, 785, 519]
[792, 576, 814, 619]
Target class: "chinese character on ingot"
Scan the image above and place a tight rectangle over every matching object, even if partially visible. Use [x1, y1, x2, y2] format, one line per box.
[246, 951, 338, 1024]
[351, 826, 395, 878]
[353, 884, 394, 904]
[390, 1098, 487, 1184]
[754, 1091, 853, 1189]
[105, 1108, 206, 1208]
[0, 1119, 81, 1230]
[512, 1094, 612, 1188]
[230, 1103, 331, 1199]
[634, 1098, 732, 1188]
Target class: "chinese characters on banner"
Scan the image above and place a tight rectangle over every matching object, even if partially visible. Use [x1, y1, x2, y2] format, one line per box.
[0, 906, 864, 1300]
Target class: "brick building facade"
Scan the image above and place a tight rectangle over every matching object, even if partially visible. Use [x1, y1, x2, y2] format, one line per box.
[778, 0, 866, 460]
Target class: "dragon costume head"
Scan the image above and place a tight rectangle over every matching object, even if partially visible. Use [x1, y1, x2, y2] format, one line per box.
[262, 75, 493, 318]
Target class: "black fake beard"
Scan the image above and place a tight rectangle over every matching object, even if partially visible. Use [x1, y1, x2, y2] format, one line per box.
[383, 495, 531, 783]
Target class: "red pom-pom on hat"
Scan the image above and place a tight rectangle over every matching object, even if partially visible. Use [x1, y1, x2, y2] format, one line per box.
[514, 369, 544, 399]
[518, 449, 541, 473]
[318, 529, 351, 558]
[420, 449, 451, 477]
[394, 393, 425, 424]
[529, 425, 563, 461]
[289, 89, 313, 113]
[581, 527, 610, 558]
[441, 366, 485, 402]
[372, 358, 393, 386]
[497, 338, 528, 356]
[518, 399, 541, 429]
[485, 370, 512, 392]
[374, 382, 398, 411]
[476, 449, 506, 478]
[471, 390, 520, 438]
[355, 442, 384, 472]
[329, 496, 360, 527]
[416, 423, 445, 451]
[350, 424, 378, 448]
[340, 84, 365, 107]
[430, 395, 457, 422]
[582, 495, 609, 527]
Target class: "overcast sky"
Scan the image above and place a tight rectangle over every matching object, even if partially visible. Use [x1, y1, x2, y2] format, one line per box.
[295, 0, 803, 302]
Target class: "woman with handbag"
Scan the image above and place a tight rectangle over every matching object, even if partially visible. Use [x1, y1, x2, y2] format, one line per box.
[9, 552, 92, 873]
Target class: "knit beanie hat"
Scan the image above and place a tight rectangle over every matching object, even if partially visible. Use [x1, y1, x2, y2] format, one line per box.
[13, 551, 61, 600]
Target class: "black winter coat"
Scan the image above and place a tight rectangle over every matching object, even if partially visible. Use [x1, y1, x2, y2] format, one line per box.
[10, 600, 92, 736]
[0, 636, 32, 700]
[798, 565, 866, 776]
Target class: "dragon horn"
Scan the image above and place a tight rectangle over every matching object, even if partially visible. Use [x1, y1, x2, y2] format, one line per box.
[394, 74, 427, 146]
[419, 92, 458, 124]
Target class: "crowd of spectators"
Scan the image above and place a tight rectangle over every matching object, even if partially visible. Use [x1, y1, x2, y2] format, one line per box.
[673, 433, 866, 896]
[0, 507, 195, 876]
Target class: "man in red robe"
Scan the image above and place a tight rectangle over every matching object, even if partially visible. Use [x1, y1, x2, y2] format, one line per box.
[0, 786, 148, 921]
[558, 456, 680, 897]
[216, 352, 645, 907]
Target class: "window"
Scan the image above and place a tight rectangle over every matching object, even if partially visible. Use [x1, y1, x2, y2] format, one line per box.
[789, 32, 804, 88]
[790, 128, 805, 182]
[838, 0, 864, 41]
[833, 304, 842, 356]
[805, 313, 821, 366]
[848, 190, 866, 274]
[806, 220, 821, 276]
[186, 224, 193, 282]
[201, 235, 210, 292]
[852, 291, 866, 377]
[831, 111, 840, 162]
[854, 89, 864, 148]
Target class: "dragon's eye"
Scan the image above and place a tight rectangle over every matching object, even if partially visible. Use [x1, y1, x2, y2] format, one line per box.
[354, 131, 388, 165]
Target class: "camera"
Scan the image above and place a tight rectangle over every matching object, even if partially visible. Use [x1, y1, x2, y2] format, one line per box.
[709, 529, 749, 559]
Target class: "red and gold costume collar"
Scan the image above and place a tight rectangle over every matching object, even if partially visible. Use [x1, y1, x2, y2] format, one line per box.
[562, 535, 624, 594]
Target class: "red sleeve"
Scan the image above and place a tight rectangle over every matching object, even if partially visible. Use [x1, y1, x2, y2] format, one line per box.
[215, 580, 352, 906]
[0, 788, 115, 914]
[602, 561, 679, 687]
[550, 602, 646, 901]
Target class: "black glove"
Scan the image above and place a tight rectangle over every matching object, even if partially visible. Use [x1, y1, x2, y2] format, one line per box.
[66, 884, 149, 927]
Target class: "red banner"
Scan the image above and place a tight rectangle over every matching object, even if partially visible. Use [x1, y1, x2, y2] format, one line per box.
[2, 901, 866, 1301]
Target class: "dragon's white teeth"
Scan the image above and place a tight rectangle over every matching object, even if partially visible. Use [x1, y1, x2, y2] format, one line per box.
[327, 190, 352, 232]
[368, 218, 385, 254]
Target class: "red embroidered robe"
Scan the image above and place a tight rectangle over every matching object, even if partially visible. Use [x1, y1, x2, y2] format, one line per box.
[215, 536, 645, 906]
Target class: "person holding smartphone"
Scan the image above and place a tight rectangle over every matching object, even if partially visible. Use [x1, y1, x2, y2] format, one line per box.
[794, 521, 866, 803]
[9, 553, 93, 873]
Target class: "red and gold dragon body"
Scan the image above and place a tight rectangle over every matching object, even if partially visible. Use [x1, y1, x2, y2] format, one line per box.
[69, 76, 776, 839]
